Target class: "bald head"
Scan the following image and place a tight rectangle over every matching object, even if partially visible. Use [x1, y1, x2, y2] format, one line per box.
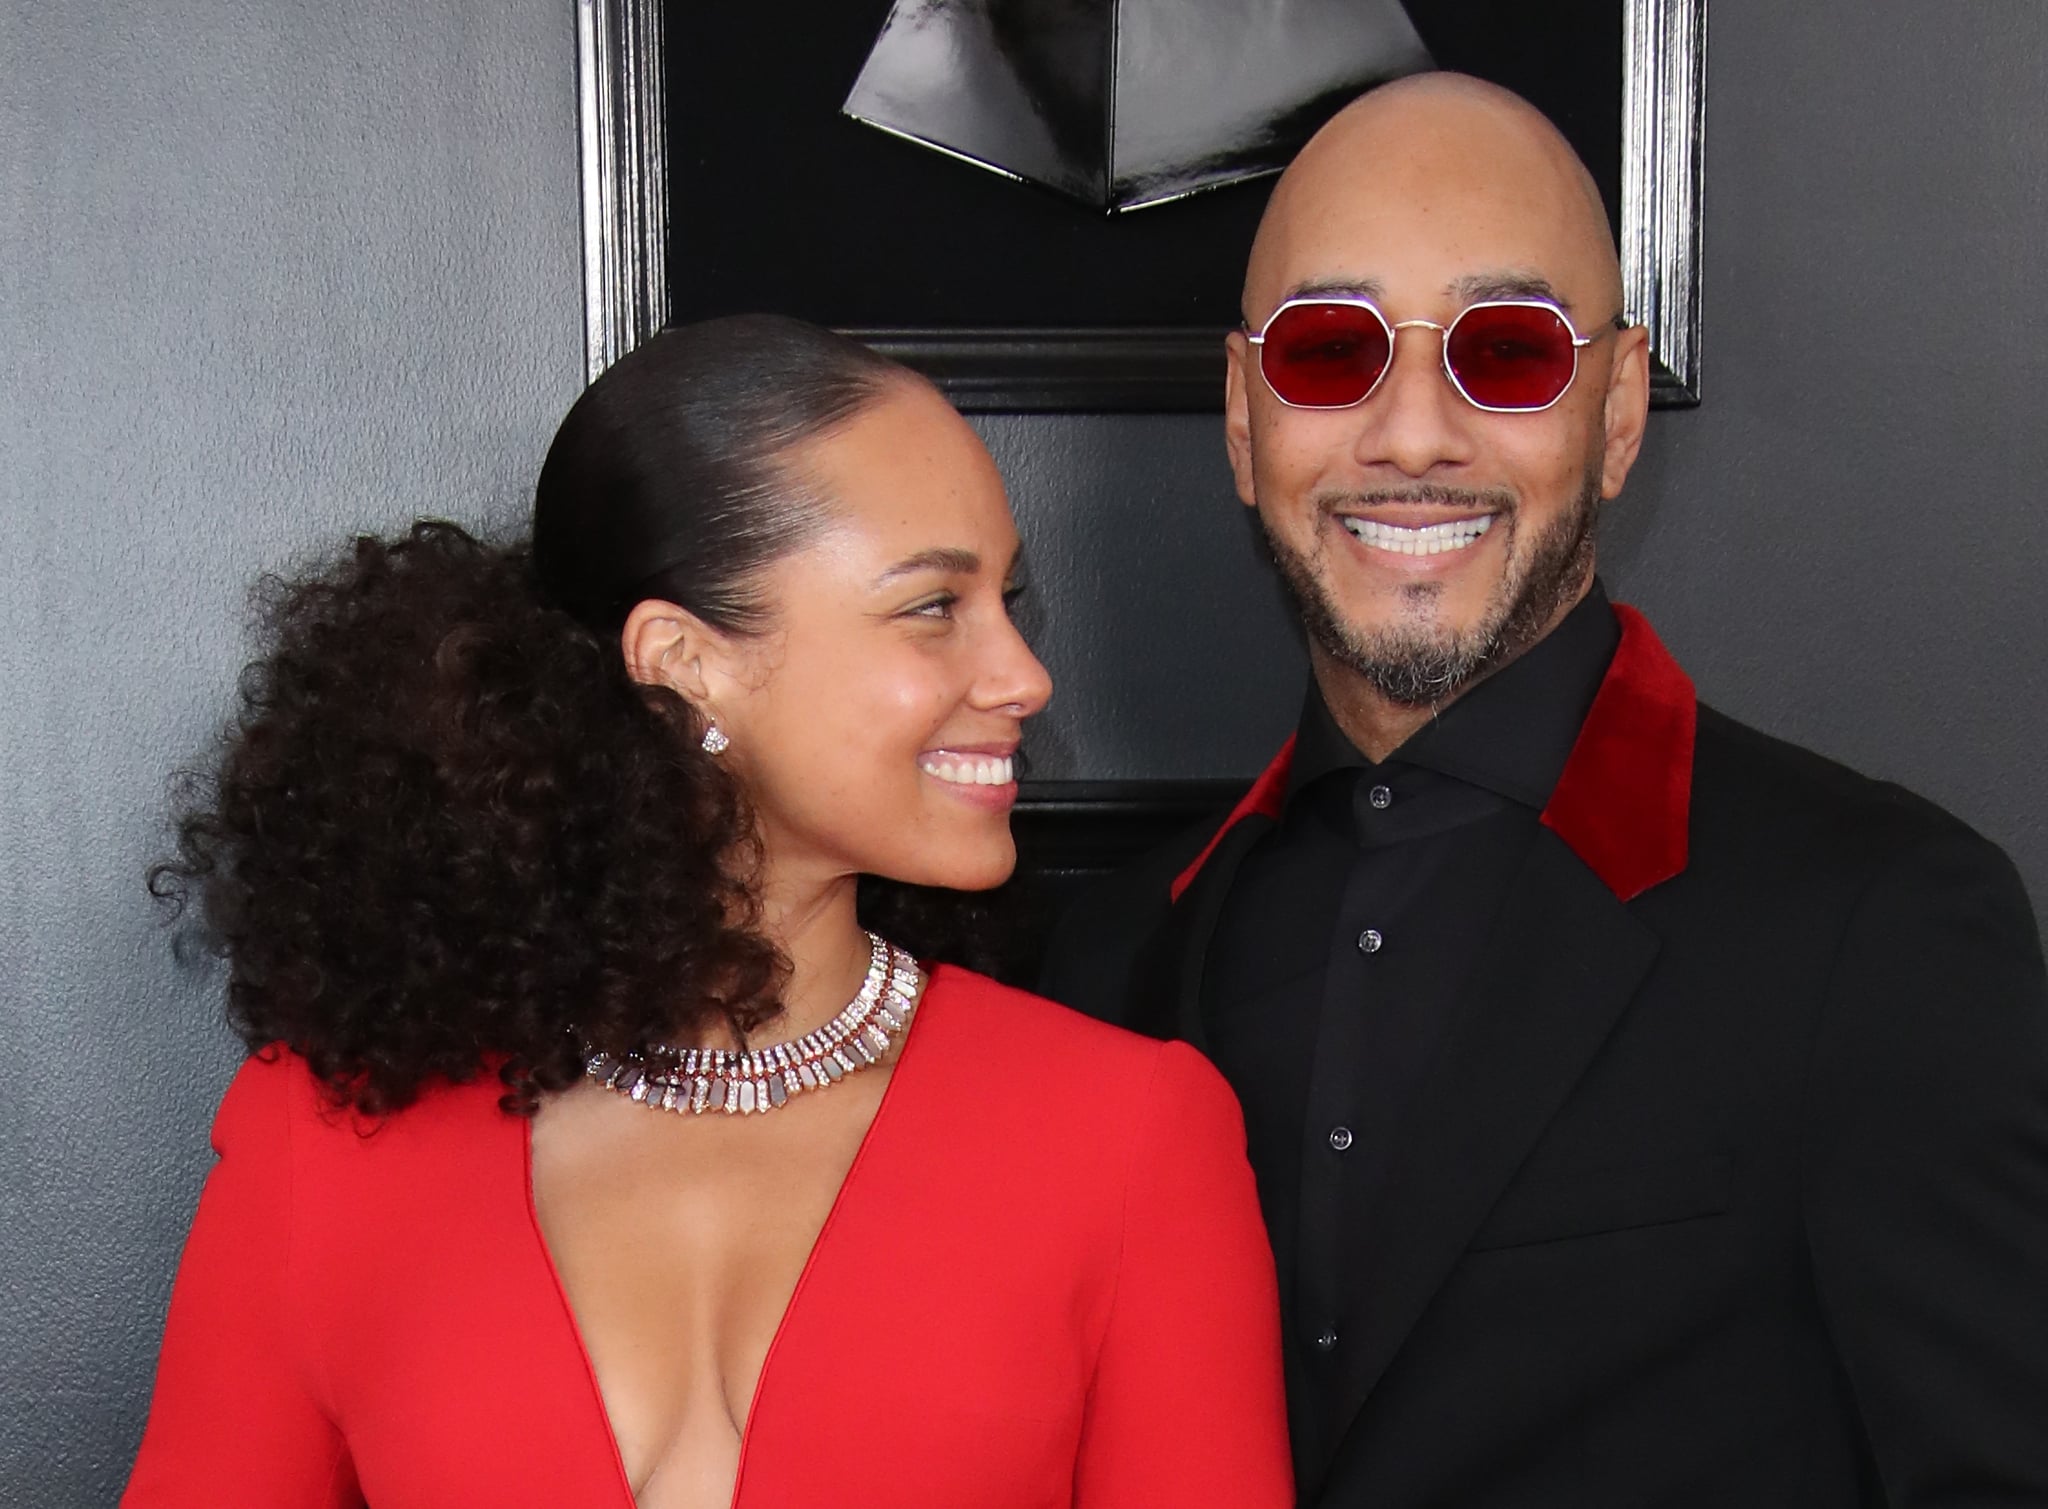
[1246, 73, 1622, 327]
[1220, 73, 1655, 747]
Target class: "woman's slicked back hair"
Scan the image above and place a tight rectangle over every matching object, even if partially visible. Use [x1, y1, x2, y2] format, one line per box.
[533, 313, 907, 634]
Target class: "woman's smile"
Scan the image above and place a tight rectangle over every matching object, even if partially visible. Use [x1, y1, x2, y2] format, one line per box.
[917, 745, 1020, 808]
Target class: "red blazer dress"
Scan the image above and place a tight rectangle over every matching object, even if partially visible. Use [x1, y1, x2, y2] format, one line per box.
[122, 965, 1292, 1507]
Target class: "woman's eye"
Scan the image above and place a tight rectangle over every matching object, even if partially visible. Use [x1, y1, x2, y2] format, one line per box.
[906, 593, 956, 620]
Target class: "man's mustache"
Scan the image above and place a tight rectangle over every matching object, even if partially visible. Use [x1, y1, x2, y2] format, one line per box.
[1318, 484, 1517, 512]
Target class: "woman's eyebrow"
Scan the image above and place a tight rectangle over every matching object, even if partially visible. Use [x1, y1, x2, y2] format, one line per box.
[873, 546, 980, 586]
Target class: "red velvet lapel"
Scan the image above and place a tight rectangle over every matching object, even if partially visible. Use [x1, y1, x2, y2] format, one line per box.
[1169, 604, 1696, 905]
[1539, 605, 1696, 901]
[1169, 736, 1295, 902]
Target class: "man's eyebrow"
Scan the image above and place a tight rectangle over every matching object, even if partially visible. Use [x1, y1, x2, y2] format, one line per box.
[1259, 274, 1579, 318]
[1274, 276, 1386, 307]
[873, 547, 981, 586]
[1448, 271, 1572, 309]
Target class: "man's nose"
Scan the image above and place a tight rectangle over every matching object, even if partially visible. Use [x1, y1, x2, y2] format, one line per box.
[1352, 324, 1478, 478]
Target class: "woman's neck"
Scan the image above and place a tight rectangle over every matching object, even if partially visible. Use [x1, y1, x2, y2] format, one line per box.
[752, 867, 872, 1046]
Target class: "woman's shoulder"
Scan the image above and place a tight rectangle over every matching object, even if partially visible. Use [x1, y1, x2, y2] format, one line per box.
[212, 1046, 519, 1170]
[206, 1049, 532, 1286]
[917, 966, 1240, 1124]
[902, 968, 1253, 1262]
[922, 964, 1155, 1055]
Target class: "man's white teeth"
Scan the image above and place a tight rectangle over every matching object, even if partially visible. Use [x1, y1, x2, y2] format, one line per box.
[1341, 515, 1496, 556]
[920, 754, 1015, 786]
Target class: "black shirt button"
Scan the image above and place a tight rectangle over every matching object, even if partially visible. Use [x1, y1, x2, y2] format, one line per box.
[1313, 1327, 1340, 1353]
[1328, 1126, 1354, 1152]
[1357, 927, 1384, 954]
[1368, 784, 1393, 810]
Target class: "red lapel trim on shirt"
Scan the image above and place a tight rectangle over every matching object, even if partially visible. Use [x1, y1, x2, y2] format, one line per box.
[1168, 604, 1697, 905]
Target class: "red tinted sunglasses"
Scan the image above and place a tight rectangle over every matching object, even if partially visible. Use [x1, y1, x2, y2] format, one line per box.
[1246, 297, 1617, 412]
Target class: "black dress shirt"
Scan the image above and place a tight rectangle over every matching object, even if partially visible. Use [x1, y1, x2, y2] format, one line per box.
[1203, 582, 1620, 1482]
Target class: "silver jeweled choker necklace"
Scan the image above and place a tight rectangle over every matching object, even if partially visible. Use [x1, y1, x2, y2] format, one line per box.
[584, 932, 921, 1117]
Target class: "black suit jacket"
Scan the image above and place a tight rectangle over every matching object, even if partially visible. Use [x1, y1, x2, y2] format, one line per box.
[1041, 607, 2048, 1507]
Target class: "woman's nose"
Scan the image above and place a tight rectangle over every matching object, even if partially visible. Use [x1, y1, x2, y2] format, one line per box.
[982, 616, 1052, 717]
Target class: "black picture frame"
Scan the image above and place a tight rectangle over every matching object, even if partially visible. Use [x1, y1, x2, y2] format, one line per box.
[575, 0, 1704, 410]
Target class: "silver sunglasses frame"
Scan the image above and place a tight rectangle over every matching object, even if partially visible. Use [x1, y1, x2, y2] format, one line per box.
[1245, 297, 1604, 414]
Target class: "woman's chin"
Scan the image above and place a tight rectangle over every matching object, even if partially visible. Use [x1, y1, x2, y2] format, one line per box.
[876, 829, 1018, 894]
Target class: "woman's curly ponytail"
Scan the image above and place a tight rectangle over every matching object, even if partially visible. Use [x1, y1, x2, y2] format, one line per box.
[155, 316, 912, 1113]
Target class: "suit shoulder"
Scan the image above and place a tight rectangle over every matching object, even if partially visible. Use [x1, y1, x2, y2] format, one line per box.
[1692, 702, 1999, 864]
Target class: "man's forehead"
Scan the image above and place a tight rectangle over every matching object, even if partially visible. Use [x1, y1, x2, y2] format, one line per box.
[1248, 84, 1620, 324]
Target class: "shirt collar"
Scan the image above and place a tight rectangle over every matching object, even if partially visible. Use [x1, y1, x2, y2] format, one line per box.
[1172, 598, 1695, 905]
[1286, 579, 1621, 812]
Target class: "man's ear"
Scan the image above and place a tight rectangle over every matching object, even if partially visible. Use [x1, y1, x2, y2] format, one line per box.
[1598, 323, 1653, 501]
[1223, 331, 1260, 510]
[620, 598, 726, 705]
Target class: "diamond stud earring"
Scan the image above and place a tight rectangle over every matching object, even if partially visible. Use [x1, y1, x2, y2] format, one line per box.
[700, 723, 730, 756]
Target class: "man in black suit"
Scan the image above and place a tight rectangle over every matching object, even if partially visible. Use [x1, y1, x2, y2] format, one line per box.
[1041, 74, 2048, 1506]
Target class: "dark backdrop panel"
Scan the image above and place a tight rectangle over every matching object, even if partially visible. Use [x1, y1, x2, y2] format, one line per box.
[666, 0, 1622, 330]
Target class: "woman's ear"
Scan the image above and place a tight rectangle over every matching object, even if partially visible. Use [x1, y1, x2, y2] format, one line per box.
[620, 598, 724, 704]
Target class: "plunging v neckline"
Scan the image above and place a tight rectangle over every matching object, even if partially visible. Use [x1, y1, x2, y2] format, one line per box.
[521, 967, 942, 1509]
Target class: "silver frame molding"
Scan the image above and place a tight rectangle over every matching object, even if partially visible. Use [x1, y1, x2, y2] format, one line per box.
[1623, 0, 1707, 404]
[576, 0, 669, 383]
[578, 0, 1706, 407]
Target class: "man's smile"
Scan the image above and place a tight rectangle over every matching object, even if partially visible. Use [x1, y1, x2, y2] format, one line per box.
[1339, 514, 1497, 557]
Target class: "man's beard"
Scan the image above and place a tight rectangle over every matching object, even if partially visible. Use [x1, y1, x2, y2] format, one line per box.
[1260, 472, 1602, 709]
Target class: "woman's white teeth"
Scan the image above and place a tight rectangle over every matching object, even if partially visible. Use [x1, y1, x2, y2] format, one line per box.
[921, 754, 1015, 786]
[1341, 515, 1495, 556]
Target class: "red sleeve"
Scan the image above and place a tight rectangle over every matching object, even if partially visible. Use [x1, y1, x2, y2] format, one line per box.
[1073, 1040, 1293, 1508]
[122, 1055, 359, 1508]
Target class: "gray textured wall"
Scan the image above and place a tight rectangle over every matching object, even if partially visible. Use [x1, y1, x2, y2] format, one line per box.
[4, 3, 2045, 1502]
[0, 2, 583, 1500]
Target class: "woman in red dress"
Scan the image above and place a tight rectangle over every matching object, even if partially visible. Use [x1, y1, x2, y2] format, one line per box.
[123, 316, 1291, 1509]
